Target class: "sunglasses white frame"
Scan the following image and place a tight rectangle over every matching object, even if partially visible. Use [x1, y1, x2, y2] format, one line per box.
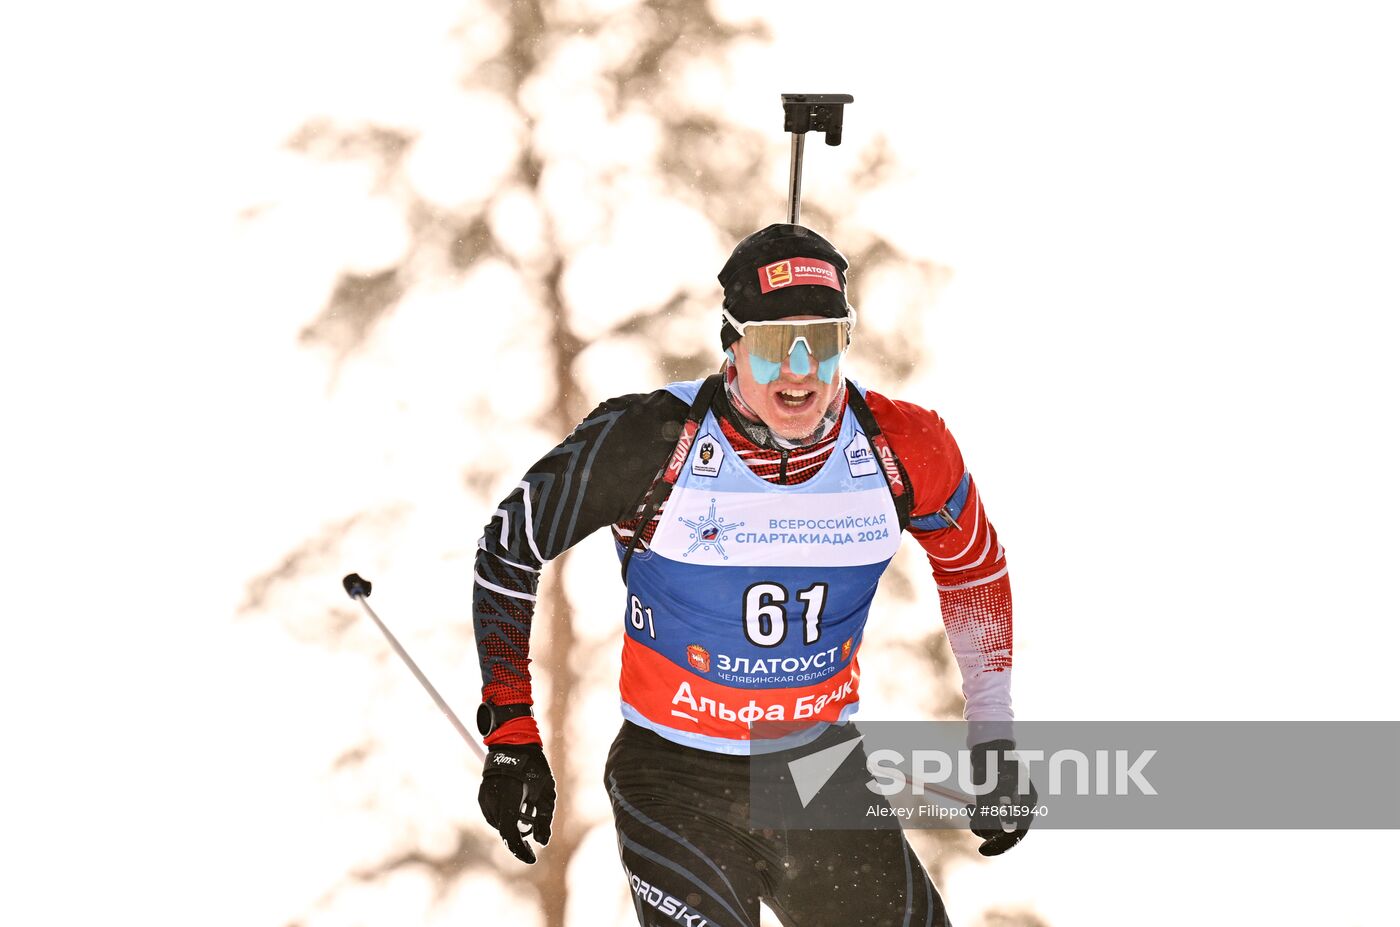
[721, 306, 858, 344]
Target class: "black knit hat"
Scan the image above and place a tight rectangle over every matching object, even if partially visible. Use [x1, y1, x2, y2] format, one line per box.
[718, 224, 851, 349]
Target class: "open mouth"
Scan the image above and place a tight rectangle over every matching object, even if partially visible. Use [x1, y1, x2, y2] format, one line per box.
[776, 388, 816, 410]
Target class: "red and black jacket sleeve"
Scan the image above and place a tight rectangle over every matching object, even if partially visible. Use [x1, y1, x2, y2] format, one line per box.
[472, 389, 687, 745]
[865, 390, 1015, 742]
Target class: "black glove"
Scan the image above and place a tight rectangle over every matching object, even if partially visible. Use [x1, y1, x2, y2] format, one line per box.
[967, 739, 1037, 857]
[478, 744, 556, 864]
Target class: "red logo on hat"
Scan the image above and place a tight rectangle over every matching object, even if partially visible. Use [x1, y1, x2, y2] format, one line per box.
[765, 261, 793, 288]
[758, 257, 841, 294]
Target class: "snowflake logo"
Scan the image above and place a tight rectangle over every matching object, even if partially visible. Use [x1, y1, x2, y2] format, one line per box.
[678, 498, 744, 559]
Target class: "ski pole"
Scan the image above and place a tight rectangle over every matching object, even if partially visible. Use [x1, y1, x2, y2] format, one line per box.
[341, 573, 486, 761]
[787, 130, 805, 224]
[780, 93, 853, 224]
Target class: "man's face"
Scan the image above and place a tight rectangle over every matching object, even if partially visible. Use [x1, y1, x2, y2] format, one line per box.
[730, 315, 843, 441]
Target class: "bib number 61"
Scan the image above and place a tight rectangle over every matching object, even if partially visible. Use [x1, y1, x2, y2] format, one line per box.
[743, 581, 828, 648]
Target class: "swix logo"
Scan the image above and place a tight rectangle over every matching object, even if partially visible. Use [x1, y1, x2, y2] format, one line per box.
[687, 644, 711, 673]
[872, 437, 905, 495]
[765, 260, 793, 288]
[490, 754, 522, 767]
[665, 421, 699, 481]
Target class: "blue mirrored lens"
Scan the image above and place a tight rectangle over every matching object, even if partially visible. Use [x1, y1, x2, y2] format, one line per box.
[747, 354, 782, 385]
[817, 354, 841, 384]
[788, 341, 812, 376]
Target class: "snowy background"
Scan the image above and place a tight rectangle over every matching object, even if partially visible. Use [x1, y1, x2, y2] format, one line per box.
[3, 1, 1398, 925]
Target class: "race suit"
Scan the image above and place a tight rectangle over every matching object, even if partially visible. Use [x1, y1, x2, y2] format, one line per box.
[472, 376, 1013, 927]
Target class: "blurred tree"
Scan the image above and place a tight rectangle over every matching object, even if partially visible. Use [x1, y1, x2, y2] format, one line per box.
[978, 911, 1052, 927]
[243, 0, 993, 924]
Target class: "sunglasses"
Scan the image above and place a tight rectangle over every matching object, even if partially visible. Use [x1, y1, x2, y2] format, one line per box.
[721, 307, 856, 365]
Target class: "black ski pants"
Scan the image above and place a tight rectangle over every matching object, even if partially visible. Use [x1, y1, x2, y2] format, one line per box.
[605, 721, 951, 927]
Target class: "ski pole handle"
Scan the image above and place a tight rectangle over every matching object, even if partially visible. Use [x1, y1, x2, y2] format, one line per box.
[780, 93, 853, 225]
